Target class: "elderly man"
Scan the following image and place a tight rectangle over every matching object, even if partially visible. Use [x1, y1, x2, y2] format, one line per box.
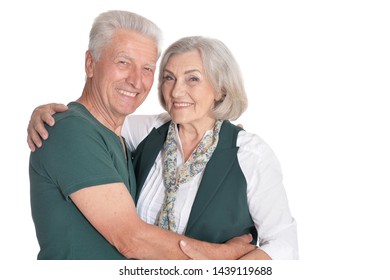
[29, 10, 254, 260]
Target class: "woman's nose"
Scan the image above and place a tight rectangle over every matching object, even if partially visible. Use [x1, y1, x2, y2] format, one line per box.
[171, 82, 186, 98]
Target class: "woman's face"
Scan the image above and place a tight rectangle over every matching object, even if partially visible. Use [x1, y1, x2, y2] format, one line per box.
[161, 50, 219, 128]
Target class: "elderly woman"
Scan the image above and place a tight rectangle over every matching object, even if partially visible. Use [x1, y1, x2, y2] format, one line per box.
[27, 36, 298, 260]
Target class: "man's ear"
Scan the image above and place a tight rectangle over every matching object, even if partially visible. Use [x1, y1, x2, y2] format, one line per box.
[85, 51, 94, 78]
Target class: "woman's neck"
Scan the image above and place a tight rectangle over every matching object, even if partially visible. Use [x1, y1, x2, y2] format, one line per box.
[177, 119, 216, 161]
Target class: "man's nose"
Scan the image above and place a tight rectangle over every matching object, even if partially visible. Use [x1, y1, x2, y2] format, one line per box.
[125, 68, 142, 89]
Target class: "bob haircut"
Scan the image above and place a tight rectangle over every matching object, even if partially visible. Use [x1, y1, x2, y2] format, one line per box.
[158, 36, 248, 121]
[88, 10, 163, 61]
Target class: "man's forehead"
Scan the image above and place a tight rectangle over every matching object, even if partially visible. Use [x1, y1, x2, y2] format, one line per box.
[102, 39, 157, 63]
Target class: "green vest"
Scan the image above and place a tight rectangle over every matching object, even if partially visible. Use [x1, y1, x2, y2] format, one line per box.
[133, 121, 257, 244]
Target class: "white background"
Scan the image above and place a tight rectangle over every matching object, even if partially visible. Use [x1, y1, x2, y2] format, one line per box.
[1, 0, 389, 279]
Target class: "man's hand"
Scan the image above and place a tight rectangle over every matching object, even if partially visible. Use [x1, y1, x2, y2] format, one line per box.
[180, 234, 256, 260]
[27, 103, 68, 151]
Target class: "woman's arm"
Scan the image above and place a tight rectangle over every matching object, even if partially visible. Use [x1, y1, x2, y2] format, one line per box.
[27, 103, 68, 151]
[237, 131, 299, 260]
[179, 238, 269, 260]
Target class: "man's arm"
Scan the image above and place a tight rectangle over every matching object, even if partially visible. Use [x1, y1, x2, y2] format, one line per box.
[70, 182, 256, 259]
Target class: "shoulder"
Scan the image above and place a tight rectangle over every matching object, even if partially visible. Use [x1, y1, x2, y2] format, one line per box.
[31, 109, 106, 165]
[122, 112, 171, 151]
[236, 130, 281, 165]
[237, 130, 267, 152]
[44, 103, 113, 148]
[123, 112, 171, 129]
[50, 113, 103, 142]
[52, 102, 93, 128]
[50, 110, 91, 134]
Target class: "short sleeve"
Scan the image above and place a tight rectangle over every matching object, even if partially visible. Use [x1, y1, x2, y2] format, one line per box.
[30, 116, 123, 198]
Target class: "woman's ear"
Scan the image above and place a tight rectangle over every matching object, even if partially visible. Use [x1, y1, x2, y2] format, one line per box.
[215, 87, 227, 102]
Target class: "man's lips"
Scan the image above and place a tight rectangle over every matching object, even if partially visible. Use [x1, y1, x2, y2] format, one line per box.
[117, 89, 138, 97]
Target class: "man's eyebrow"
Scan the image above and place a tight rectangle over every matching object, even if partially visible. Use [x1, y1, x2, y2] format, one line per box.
[115, 54, 132, 60]
[115, 54, 156, 67]
[146, 62, 157, 68]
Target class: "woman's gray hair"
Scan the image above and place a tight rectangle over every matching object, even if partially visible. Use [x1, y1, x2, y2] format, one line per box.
[158, 36, 248, 121]
[88, 10, 163, 61]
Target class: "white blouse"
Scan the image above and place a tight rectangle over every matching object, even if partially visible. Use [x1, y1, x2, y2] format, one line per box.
[122, 113, 298, 260]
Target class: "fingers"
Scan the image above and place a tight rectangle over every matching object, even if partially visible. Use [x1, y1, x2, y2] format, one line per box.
[41, 111, 55, 127]
[27, 103, 68, 152]
[49, 103, 68, 114]
[27, 136, 37, 152]
[242, 233, 253, 243]
[27, 121, 45, 151]
[228, 233, 253, 244]
[179, 240, 208, 260]
[224, 234, 256, 259]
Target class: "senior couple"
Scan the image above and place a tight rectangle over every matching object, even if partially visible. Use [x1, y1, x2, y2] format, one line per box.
[28, 10, 298, 260]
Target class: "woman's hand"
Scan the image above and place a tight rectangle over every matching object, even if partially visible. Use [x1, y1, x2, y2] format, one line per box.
[180, 234, 257, 260]
[27, 103, 68, 151]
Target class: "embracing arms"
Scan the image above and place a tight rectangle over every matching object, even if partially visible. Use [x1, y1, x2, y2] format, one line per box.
[27, 103, 256, 260]
[70, 181, 254, 259]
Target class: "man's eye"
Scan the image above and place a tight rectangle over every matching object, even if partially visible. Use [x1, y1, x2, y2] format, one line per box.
[119, 60, 128, 65]
[163, 75, 174, 81]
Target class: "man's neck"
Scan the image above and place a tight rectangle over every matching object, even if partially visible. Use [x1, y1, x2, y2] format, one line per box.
[77, 84, 124, 137]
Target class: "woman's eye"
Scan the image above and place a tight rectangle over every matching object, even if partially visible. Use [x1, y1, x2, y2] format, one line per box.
[189, 76, 200, 82]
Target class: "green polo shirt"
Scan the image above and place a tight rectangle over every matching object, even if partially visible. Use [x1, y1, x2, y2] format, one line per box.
[29, 102, 136, 259]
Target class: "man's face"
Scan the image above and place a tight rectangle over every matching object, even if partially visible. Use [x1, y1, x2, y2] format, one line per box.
[86, 29, 158, 119]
